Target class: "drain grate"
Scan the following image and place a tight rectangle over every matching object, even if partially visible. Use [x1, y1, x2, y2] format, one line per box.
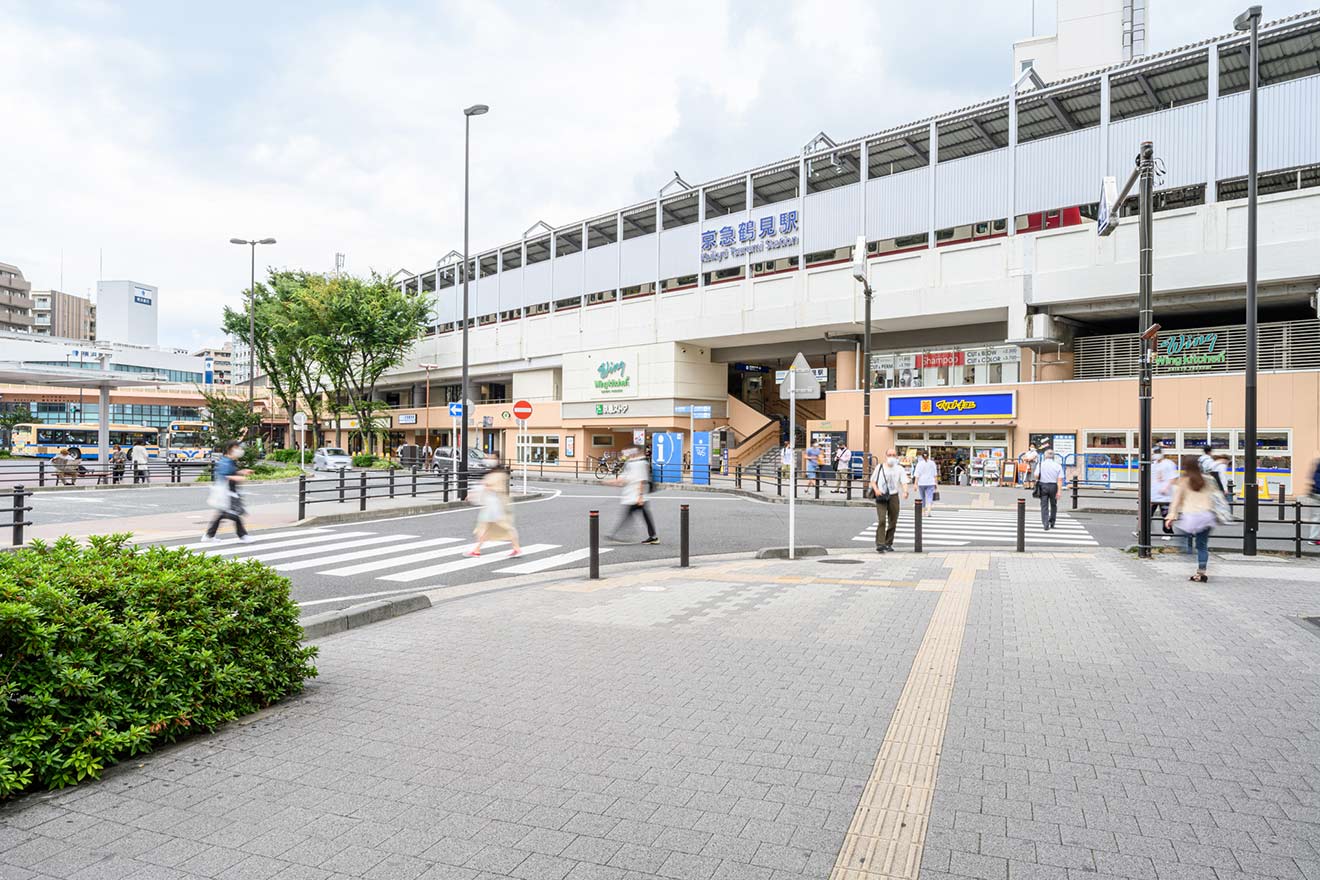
[818, 558, 865, 565]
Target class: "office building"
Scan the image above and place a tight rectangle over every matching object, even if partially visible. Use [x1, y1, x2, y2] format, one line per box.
[0, 262, 34, 334]
[95, 280, 159, 347]
[192, 343, 234, 385]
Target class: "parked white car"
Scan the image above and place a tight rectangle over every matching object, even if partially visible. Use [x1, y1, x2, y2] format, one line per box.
[312, 447, 353, 471]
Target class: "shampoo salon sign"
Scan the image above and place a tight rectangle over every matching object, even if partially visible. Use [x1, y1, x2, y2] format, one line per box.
[587, 351, 639, 399]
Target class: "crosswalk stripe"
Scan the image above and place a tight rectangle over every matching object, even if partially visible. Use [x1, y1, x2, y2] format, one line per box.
[243, 534, 417, 563]
[274, 537, 460, 571]
[175, 528, 331, 551]
[494, 547, 610, 575]
[203, 532, 374, 557]
[320, 541, 507, 577]
[853, 535, 1098, 546]
[380, 543, 560, 582]
[858, 521, 1089, 531]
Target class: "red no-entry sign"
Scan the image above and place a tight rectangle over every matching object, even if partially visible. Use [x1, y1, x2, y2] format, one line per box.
[512, 400, 533, 420]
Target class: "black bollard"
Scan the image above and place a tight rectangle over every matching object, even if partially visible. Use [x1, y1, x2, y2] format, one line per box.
[1295, 501, 1303, 558]
[680, 504, 690, 568]
[1071, 476, 1079, 510]
[913, 499, 923, 553]
[589, 510, 600, 579]
[1016, 497, 1026, 553]
[359, 471, 367, 512]
[338, 467, 345, 504]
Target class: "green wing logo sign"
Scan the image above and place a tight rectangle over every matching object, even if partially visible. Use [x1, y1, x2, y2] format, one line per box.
[594, 359, 631, 394]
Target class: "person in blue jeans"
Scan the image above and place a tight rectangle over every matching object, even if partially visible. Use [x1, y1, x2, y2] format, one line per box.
[203, 441, 253, 542]
[1165, 456, 1219, 582]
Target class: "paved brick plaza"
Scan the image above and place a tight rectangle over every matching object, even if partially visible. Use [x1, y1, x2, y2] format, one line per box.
[3, 550, 1320, 880]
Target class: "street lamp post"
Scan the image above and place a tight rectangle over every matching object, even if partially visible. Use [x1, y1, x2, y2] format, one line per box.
[459, 103, 488, 500]
[419, 362, 439, 452]
[851, 236, 873, 476]
[229, 238, 277, 415]
[1234, 5, 1262, 555]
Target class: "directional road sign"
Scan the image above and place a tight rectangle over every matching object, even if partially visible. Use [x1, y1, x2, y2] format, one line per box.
[448, 402, 464, 418]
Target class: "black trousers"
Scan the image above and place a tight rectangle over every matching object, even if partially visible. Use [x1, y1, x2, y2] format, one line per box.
[1038, 482, 1058, 528]
[875, 494, 901, 547]
[614, 502, 656, 540]
[206, 511, 248, 539]
[1151, 502, 1173, 534]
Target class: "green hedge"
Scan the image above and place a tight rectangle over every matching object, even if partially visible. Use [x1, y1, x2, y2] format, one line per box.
[268, 448, 302, 463]
[0, 536, 317, 796]
[352, 453, 377, 468]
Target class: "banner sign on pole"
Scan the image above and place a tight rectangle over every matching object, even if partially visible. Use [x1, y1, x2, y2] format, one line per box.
[652, 433, 684, 484]
[692, 431, 711, 486]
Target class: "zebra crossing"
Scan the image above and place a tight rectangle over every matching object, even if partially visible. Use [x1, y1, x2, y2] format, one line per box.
[853, 508, 1099, 548]
[174, 528, 611, 583]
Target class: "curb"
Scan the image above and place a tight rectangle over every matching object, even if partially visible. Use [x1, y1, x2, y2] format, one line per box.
[755, 545, 828, 559]
[298, 492, 545, 527]
[301, 594, 431, 640]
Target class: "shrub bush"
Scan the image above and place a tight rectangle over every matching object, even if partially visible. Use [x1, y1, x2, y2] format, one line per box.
[352, 453, 377, 468]
[269, 449, 301, 464]
[0, 535, 317, 796]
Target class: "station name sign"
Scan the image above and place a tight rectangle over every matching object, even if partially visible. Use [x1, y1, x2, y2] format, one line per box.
[701, 210, 799, 263]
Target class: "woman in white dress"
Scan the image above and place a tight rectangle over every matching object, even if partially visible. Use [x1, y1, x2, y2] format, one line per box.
[467, 457, 521, 557]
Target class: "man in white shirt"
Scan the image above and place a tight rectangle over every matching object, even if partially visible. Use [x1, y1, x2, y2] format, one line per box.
[832, 444, 851, 493]
[779, 439, 793, 478]
[1035, 447, 1066, 530]
[608, 448, 658, 544]
[1151, 446, 1179, 537]
[870, 448, 911, 552]
[129, 439, 150, 484]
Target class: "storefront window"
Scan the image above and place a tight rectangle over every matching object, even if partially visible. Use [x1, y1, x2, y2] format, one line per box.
[516, 434, 560, 464]
[951, 432, 971, 441]
[1239, 431, 1289, 450]
[1086, 432, 1128, 449]
[1154, 430, 1178, 449]
[1183, 433, 1230, 450]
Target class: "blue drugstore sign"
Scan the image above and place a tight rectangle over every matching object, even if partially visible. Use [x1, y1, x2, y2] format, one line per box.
[692, 431, 711, 486]
[887, 392, 1016, 421]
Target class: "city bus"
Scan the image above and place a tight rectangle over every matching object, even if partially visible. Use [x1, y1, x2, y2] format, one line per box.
[9, 424, 161, 460]
[164, 420, 214, 461]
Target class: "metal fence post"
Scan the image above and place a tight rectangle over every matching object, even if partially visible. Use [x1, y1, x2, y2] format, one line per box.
[1228, 479, 1236, 514]
[297, 474, 306, 521]
[1296, 501, 1304, 558]
[1017, 497, 1026, 553]
[589, 510, 600, 579]
[1279, 488, 1286, 522]
[443, 470, 450, 502]
[12, 486, 27, 546]
[680, 504, 690, 568]
[735, 465, 742, 489]
[38, 460, 46, 488]
[389, 467, 396, 499]
[359, 471, 367, 512]
[412, 466, 418, 498]
[1071, 476, 1079, 510]
[338, 468, 345, 504]
[846, 474, 853, 502]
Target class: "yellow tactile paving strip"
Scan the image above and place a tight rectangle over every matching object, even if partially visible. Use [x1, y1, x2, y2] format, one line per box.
[829, 552, 988, 880]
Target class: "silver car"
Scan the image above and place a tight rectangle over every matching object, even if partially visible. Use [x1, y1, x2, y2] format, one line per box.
[312, 447, 353, 471]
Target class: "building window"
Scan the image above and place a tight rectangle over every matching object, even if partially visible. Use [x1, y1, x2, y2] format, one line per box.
[516, 434, 560, 464]
[591, 434, 613, 446]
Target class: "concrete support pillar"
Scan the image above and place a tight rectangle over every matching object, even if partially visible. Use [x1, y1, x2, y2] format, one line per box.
[835, 347, 859, 390]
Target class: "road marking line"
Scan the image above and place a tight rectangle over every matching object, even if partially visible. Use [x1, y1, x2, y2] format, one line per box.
[495, 547, 610, 574]
[203, 531, 374, 557]
[297, 587, 430, 608]
[380, 543, 559, 582]
[829, 553, 981, 880]
[275, 537, 460, 571]
[246, 534, 415, 563]
[321, 541, 506, 577]
[173, 528, 331, 551]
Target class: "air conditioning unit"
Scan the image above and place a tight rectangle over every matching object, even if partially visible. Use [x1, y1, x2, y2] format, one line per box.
[1029, 313, 1066, 342]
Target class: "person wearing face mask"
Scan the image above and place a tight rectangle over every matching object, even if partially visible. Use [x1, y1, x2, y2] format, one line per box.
[1035, 447, 1065, 530]
[468, 455, 520, 557]
[202, 441, 253, 543]
[869, 448, 911, 552]
[1150, 445, 1178, 538]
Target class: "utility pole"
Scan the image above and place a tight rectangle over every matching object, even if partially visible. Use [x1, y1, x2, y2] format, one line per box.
[852, 236, 873, 476]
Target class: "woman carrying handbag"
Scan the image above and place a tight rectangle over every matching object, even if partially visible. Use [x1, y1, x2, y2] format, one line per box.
[1165, 456, 1225, 583]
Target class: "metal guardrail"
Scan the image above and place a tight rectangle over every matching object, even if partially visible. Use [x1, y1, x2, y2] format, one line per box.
[0, 459, 213, 487]
[296, 467, 466, 519]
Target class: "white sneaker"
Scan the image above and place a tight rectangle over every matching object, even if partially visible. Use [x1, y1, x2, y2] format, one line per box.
[198, 535, 214, 544]
[237, 535, 254, 544]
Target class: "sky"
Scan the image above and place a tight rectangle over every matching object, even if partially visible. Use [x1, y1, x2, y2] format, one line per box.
[2, 0, 1312, 352]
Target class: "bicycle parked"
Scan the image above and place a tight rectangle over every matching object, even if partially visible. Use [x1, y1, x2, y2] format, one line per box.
[594, 452, 625, 481]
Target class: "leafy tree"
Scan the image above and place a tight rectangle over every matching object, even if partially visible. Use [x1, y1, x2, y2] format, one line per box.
[199, 389, 262, 466]
[0, 406, 39, 447]
[300, 272, 432, 453]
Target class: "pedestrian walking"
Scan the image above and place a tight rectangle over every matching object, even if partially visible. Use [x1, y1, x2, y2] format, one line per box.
[1197, 445, 1217, 478]
[1151, 446, 1178, 538]
[608, 447, 658, 544]
[129, 438, 150, 484]
[1021, 444, 1039, 489]
[109, 444, 127, 484]
[832, 443, 852, 493]
[1307, 454, 1320, 545]
[467, 456, 521, 557]
[1034, 447, 1065, 530]
[422, 440, 434, 468]
[804, 440, 821, 492]
[913, 451, 938, 515]
[779, 439, 793, 479]
[201, 441, 252, 542]
[1213, 454, 1232, 493]
[1165, 456, 1222, 582]
[869, 448, 910, 553]
[51, 448, 78, 486]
